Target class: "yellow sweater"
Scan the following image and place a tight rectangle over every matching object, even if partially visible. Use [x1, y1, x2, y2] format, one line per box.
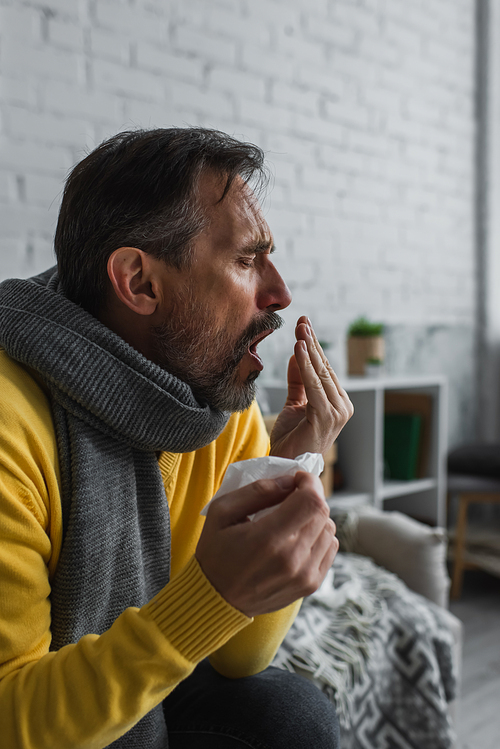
[0, 349, 300, 748]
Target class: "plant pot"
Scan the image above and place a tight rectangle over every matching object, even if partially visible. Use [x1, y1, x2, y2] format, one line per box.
[347, 335, 385, 376]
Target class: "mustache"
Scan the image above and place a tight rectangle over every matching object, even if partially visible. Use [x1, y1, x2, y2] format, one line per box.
[230, 310, 284, 365]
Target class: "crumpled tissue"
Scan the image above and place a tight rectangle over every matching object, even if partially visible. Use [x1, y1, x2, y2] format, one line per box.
[200, 452, 324, 521]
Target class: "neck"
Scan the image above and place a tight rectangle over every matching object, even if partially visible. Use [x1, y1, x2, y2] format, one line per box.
[98, 300, 156, 362]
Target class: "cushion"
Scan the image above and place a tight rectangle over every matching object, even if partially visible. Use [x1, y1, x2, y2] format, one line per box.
[448, 443, 500, 478]
[335, 505, 450, 608]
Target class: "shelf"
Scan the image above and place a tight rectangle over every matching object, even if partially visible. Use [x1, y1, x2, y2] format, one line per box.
[260, 375, 447, 526]
[381, 477, 437, 499]
[339, 374, 447, 392]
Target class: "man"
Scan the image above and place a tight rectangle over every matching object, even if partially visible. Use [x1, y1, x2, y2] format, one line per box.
[0, 128, 353, 748]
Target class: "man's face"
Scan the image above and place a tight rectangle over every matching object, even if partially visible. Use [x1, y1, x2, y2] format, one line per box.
[151, 173, 292, 412]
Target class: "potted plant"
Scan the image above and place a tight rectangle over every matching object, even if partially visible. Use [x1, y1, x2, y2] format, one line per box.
[347, 317, 385, 376]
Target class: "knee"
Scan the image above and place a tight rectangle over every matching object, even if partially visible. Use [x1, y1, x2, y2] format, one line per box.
[164, 661, 340, 749]
[255, 667, 340, 749]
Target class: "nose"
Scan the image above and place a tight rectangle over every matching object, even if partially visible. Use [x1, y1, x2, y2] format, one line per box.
[258, 259, 292, 312]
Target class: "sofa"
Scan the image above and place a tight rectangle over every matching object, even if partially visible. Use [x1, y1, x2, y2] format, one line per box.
[273, 505, 462, 749]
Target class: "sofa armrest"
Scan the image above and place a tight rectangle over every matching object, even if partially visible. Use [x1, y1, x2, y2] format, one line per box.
[335, 505, 451, 608]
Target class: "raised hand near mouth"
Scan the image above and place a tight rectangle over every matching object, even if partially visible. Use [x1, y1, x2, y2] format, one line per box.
[269, 316, 354, 460]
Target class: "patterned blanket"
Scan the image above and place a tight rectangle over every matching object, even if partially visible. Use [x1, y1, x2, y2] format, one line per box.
[273, 553, 457, 749]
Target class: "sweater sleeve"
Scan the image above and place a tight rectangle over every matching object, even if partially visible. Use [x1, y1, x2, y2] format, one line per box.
[0, 476, 250, 749]
[207, 401, 304, 678]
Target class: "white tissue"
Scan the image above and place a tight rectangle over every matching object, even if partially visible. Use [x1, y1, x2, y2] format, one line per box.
[200, 452, 324, 521]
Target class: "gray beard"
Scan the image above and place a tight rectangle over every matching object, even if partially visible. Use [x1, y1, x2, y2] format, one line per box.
[151, 307, 283, 413]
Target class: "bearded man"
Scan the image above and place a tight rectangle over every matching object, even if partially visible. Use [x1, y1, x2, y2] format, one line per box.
[0, 128, 353, 748]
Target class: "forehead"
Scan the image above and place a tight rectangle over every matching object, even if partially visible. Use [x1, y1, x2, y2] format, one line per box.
[197, 172, 272, 250]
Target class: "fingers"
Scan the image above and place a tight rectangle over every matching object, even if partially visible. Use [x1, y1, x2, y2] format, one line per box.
[263, 471, 328, 538]
[295, 319, 347, 399]
[294, 318, 354, 422]
[311, 518, 339, 579]
[208, 474, 297, 526]
[196, 470, 338, 616]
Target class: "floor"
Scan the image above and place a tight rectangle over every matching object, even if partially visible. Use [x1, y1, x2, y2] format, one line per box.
[449, 569, 500, 749]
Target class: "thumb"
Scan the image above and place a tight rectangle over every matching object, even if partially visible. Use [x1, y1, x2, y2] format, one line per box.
[210, 475, 297, 526]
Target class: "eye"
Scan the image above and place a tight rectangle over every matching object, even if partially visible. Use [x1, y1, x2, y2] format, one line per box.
[239, 256, 256, 268]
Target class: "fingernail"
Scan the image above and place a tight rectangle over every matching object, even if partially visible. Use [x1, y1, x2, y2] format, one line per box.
[275, 475, 295, 490]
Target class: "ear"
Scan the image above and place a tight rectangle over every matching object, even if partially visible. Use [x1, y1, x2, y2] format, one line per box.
[107, 247, 159, 316]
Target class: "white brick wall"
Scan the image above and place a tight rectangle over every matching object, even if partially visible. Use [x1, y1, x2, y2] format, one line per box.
[0, 0, 476, 384]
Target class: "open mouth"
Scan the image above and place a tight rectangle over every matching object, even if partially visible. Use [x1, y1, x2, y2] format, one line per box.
[248, 329, 273, 356]
[246, 329, 274, 371]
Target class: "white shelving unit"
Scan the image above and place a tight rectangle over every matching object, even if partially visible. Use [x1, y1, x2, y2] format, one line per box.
[261, 375, 448, 527]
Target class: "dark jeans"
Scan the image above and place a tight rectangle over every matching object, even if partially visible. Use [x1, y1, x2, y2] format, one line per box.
[163, 660, 340, 748]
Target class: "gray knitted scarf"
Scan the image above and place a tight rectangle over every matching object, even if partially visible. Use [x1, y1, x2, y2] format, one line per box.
[0, 269, 229, 748]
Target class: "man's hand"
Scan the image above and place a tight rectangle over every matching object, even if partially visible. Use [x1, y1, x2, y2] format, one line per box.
[195, 471, 338, 618]
[269, 316, 354, 460]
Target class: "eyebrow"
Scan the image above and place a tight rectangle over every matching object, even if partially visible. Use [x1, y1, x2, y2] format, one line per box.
[242, 240, 275, 254]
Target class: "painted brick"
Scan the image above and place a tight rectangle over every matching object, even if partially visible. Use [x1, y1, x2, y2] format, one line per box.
[95, 2, 167, 43]
[209, 67, 266, 101]
[266, 207, 309, 234]
[0, 0, 477, 401]
[136, 44, 204, 85]
[7, 107, 95, 148]
[358, 36, 401, 67]
[48, 17, 85, 51]
[44, 81, 122, 122]
[266, 156, 296, 186]
[0, 172, 13, 202]
[272, 82, 319, 114]
[123, 99, 174, 129]
[240, 44, 294, 83]
[0, 137, 73, 174]
[174, 26, 237, 66]
[170, 81, 233, 120]
[275, 29, 326, 67]
[89, 27, 130, 65]
[340, 196, 381, 221]
[92, 59, 165, 100]
[237, 99, 290, 131]
[0, 6, 42, 42]
[383, 20, 423, 53]
[164, 0, 207, 28]
[1, 39, 81, 84]
[206, 7, 271, 45]
[244, 1, 301, 28]
[0, 203, 56, 235]
[299, 165, 349, 194]
[0, 76, 38, 108]
[21, 0, 80, 17]
[330, 2, 381, 36]
[291, 113, 344, 144]
[304, 15, 356, 49]
[0, 238, 26, 281]
[30, 236, 57, 271]
[323, 98, 371, 128]
[24, 174, 64, 206]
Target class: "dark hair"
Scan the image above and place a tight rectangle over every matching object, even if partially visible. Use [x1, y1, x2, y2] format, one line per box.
[54, 127, 267, 315]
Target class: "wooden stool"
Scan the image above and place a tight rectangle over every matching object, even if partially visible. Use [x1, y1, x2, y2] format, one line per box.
[448, 473, 500, 599]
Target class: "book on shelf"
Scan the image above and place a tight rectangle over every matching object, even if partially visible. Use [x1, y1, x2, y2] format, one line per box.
[384, 392, 433, 480]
